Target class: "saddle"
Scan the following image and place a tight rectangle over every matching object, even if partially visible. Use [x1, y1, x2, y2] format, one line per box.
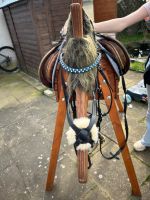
[39, 35, 130, 97]
[97, 34, 130, 75]
[38, 43, 60, 89]
[39, 6, 130, 101]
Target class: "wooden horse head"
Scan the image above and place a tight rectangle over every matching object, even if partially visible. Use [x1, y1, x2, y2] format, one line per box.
[61, 3, 99, 183]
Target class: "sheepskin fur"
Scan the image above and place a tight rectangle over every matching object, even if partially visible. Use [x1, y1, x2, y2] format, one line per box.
[63, 10, 98, 94]
[65, 117, 98, 151]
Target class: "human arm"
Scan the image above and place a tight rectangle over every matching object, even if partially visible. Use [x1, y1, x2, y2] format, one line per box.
[94, 3, 150, 33]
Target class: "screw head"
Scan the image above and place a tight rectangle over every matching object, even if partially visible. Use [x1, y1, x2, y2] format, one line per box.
[103, 80, 106, 84]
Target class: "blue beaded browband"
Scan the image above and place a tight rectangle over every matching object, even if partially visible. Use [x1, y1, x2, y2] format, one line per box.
[59, 52, 101, 74]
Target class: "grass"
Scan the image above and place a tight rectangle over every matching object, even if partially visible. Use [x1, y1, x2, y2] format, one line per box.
[117, 33, 150, 45]
[117, 33, 145, 44]
[130, 60, 145, 72]
[117, 33, 148, 72]
[117, 31, 150, 45]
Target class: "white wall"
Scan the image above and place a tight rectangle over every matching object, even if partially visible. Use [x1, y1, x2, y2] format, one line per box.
[0, 1, 13, 47]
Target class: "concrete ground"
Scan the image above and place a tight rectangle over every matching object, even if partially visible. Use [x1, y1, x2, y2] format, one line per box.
[0, 69, 150, 200]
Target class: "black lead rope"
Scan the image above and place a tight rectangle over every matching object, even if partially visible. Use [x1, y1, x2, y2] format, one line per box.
[97, 66, 113, 116]
[70, 91, 77, 119]
[97, 64, 128, 160]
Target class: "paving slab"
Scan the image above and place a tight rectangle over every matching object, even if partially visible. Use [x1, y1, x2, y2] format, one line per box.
[0, 164, 30, 200]
[43, 155, 99, 200]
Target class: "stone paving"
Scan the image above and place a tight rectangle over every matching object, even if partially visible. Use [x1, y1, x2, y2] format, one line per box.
[0, 69, 150, 200]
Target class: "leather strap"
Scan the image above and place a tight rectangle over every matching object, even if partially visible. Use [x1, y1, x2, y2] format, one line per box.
[61, 69, 97, 136]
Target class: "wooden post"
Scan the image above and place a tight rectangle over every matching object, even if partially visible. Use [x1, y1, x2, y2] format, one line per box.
[93, 0, 117, 22]
[115, 95, 124, 112]
[71, 3, 89, 183]
[114, 80, 124, 112]
[46, 88, 66, 191]
[98, 67, 141, 196]
[71, 3, 83, 38]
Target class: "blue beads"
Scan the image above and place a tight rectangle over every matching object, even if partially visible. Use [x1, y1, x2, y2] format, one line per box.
[59, 53, 101, 74]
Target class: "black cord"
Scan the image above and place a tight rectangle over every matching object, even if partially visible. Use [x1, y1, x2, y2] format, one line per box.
[97, 65, 113, 116]
[97, 65, 128, 160]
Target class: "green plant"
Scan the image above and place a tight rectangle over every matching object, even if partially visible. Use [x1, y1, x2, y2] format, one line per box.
[130, 61, 145, 72]
[117, 33, 145, 44]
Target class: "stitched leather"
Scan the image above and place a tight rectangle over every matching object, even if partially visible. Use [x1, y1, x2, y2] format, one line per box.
[98, 34, 130, 75]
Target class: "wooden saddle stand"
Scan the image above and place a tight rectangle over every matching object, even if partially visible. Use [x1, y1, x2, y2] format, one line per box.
[39, 1, 141, 197]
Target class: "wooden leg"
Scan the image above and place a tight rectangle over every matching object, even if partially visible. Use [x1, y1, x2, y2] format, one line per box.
[98, 72, 141, 197]
[115, 95, 124, 112]
[46, 89, 66, 191]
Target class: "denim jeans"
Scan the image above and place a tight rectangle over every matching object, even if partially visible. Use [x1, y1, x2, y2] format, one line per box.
[141, 84, 150, 146]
